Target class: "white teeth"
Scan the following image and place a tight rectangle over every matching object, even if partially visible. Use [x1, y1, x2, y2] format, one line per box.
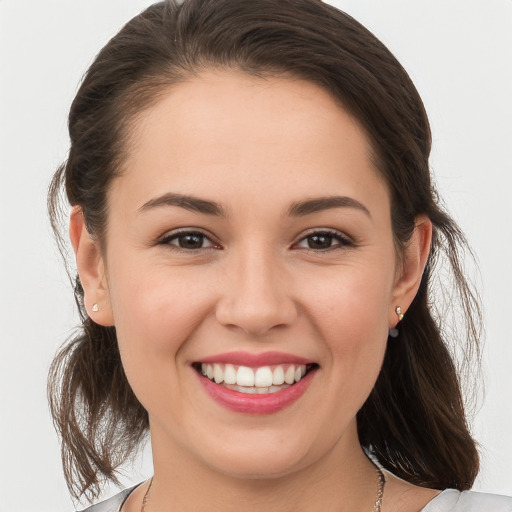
[223, 383, 291, 394]
[213, 363, 223, 383]
[284, 365, 296, 384]
[272, 366, 285, 385]
[236, 366, 255, 387]
[254, 367, 273, 387]
[223, 364, 237, 384]
[200, 362, 310, 388]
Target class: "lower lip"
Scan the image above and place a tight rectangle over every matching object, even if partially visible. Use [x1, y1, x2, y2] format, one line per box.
[196, 369, 316, 415]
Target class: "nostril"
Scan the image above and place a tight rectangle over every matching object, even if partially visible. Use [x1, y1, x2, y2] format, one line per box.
[214, 289, 298, 336]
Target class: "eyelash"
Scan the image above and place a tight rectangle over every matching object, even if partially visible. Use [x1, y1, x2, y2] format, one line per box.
[158, 229, 219, 252]
[157, 228, 354, 252]
[294, 229, 354, 252]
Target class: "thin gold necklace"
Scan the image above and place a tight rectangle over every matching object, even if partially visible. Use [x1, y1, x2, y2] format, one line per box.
[141, 467, 385, 511]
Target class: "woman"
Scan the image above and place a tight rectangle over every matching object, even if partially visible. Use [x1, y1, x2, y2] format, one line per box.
[47, 0, 512, 511]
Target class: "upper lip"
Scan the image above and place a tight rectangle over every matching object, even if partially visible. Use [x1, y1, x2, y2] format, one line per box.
[195, 351, 316, 367]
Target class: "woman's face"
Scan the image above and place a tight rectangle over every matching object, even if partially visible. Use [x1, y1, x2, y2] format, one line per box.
[85, 71, 420, 478]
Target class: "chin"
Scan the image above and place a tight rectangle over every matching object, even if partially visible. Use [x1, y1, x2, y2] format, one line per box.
[208, 453, 309, 481]
[194, 431, 317, 480]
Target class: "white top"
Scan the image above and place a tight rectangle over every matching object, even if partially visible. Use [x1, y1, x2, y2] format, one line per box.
[421, 489, 512, 511]
[80, 487, 512, 511]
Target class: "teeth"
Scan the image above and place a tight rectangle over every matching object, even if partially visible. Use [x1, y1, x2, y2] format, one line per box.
[213, 363, 223, 383]
[223, 383, 292, 394]
[272, 366, 285, 385]
[223, 364, 237, 384]
[236, 366, 255, 387]
[284, 365, 296, 384]
[254, 367, 273, 387]
[200, 363, 310, 389]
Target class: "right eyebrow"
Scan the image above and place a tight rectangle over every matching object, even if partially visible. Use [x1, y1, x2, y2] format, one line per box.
[138, 192, 228, 216]
[287, 195, 372, 219]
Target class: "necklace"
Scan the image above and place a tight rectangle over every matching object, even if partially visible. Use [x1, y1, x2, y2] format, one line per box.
[373, 466, 385, 512]
[141, 467, 385, 511]
[141, 476, 153, 512]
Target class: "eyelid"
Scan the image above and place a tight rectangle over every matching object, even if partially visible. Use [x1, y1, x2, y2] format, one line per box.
[292, 228, 354, 250]
[156, 227, 353, 252]
[158, 228, 221, 250]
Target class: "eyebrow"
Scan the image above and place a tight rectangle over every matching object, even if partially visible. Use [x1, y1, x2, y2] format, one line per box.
[287, 196, 371, 218]
[138, 193, 227, 216]
[138, 192, 371, 219]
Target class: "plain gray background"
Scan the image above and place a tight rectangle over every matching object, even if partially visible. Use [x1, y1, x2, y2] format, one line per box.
[1, 1, 511, 510]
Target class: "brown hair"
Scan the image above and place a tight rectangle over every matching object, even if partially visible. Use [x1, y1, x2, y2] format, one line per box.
[48, 0, 481, 501]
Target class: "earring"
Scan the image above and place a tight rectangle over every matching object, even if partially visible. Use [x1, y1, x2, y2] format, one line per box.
[389, 306, 404, 338]
[92, 303, 99, 312]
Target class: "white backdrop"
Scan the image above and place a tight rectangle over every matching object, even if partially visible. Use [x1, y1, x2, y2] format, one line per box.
[0, 1, 511, 510]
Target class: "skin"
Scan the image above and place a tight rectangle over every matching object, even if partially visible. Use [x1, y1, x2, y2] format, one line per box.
[71, 71, 437, 511]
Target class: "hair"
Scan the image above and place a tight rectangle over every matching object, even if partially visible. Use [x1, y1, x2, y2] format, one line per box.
[48, 0, 482, 502]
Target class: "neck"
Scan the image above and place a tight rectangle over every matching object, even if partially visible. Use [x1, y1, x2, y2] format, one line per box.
[145, 421, 380, 512]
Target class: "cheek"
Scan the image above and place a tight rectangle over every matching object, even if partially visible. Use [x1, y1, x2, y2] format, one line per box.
[306, 261, 393, 338]
[107, 260, 216, 357]
[105, 261, 219, 419]
[302, 263, 393, 392]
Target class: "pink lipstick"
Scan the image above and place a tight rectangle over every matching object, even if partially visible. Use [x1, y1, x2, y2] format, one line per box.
[193, 351, 318, 415]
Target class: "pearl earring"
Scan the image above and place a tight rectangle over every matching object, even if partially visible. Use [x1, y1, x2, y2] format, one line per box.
[389, 306, 404, 338]
[92, 303, 99, 312]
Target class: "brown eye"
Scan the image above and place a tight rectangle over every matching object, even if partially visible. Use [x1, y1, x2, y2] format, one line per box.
[177, 233, 205, 249]
[295, 230, 352, 251]
[307, 233, 334, 249]
[161, 231, 216, 250]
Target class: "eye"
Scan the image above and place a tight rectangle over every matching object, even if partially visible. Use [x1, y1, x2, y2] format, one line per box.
[159, 230, 217, 250]
[295, 230, 353, 251]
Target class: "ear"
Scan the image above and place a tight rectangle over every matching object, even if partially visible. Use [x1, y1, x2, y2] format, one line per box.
[69, 206, 114, 326]
[389, 215, 432, 327]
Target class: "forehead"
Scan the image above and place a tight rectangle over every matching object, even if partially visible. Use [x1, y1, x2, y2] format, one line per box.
[113, 70, 389, 218]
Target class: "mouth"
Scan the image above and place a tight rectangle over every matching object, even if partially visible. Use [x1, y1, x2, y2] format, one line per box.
[192, 361, 319, 415]
[193, 362, 318, 395]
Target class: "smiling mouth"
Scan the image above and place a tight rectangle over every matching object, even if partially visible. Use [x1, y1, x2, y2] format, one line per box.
[193, 362, 318, 394]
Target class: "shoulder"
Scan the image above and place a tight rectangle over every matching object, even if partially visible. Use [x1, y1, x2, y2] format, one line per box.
[76, 485, 139, 512]
[421, 489, 512, 511]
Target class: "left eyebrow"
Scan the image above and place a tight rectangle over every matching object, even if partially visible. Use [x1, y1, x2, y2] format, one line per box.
[287, 196, 372, 219]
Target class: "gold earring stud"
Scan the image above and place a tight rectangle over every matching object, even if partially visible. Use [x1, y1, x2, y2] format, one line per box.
[396, 306, 404, 321]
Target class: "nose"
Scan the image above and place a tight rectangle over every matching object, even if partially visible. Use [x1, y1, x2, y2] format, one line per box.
[215, 249, 298, 337]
